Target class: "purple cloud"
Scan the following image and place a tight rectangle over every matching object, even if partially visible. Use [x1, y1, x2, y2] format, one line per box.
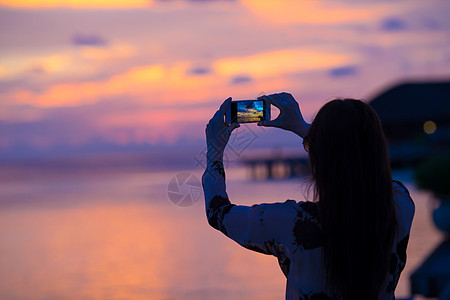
[188, 66, 211, 75]
[381, 18, 407, 31]
[329, 66, 357, 77]
[72, 34, 108, 47]
[230, 74, 253, 85]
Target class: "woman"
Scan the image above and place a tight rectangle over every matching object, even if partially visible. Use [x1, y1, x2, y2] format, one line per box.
[202, 92, 414, 300]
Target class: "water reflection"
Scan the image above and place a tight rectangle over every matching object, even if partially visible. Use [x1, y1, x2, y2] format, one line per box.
[0, 169, 443, 299]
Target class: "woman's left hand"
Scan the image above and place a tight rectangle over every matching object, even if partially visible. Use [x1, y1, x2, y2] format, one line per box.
[257, 92, 309, 138]
[206, 97, 240, 162]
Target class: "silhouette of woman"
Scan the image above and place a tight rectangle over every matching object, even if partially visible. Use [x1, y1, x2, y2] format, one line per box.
[202, 93, 414, 300]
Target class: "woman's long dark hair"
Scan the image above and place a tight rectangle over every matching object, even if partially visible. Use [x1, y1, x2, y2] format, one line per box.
[307, 99, 398, 300]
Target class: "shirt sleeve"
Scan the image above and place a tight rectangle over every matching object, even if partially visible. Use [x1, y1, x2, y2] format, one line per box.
[222, 201, 298, 256]
[202, 160, 297, 256]
[392, 180, 415, 238]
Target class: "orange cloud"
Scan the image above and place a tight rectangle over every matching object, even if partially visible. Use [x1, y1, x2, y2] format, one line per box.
[0, 43, 136, 81]
[240, 0, 404, 24]
[214, 48, 355, 78]
[0, 0, 152, 9]
[39, 55, 72, 73]
[9, 62, 222, 107]
[7, 47, 356, 109]
[0, 54, 72, 80]
[9, 65, 165, 107]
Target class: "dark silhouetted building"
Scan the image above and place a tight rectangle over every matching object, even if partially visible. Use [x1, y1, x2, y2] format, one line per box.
[369, 80, 450, 168]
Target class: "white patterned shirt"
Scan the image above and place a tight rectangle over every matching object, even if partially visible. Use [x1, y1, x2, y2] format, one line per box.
[202, 160, 415, 300]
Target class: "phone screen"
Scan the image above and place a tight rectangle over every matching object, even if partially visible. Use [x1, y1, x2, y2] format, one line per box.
[231, 100, 265, 123]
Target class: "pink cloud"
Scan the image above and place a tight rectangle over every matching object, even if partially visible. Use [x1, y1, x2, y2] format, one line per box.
[0, 0, 153, 9]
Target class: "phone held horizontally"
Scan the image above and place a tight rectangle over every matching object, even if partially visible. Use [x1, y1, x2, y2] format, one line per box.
[225, 99, 271, 124]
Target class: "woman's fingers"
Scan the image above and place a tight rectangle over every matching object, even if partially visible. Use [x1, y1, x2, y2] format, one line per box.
[258, 119, 281, 128]
[211, 97, 232, 124]
[219, 97, 232, 115]
[259, 92, 295, 111]
[258, 95, 281, 109]
[228, 122, 240, 132]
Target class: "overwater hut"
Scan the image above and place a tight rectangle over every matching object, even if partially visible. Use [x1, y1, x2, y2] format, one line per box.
[370, 80, 450, 168]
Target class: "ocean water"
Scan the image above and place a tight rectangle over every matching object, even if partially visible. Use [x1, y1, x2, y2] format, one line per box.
[0, 166, 444, 299]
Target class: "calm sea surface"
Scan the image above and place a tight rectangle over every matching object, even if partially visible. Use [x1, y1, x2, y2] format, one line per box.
[0, 167, 444, 299]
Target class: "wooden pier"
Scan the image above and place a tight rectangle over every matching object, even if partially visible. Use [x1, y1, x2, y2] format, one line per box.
[241, 156, 310, 180]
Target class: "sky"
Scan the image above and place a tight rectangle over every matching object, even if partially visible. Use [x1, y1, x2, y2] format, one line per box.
[1, 0, 450, 163]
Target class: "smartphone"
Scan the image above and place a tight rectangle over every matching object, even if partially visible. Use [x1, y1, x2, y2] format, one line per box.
[225, 100, 271, 124]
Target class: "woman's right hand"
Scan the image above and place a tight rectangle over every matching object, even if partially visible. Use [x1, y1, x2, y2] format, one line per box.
[257, 92, 310, 138]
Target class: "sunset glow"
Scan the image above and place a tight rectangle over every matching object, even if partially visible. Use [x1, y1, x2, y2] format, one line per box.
[7, 46, 356, 109]
[0, 3, 449, 299]
[0, 0, 152, 9]
[0, 0, 449, 152]
[214, 48, 354, 78]
[240, 0, 396, 24]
